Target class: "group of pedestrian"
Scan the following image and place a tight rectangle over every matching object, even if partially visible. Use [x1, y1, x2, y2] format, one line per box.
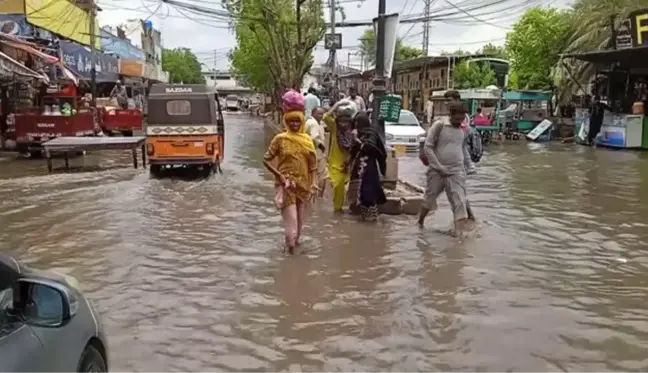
[263, 87, 386, 254]
[264, 86, 480, 253]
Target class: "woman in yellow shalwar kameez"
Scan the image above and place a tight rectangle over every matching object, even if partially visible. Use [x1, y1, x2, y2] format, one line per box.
[322, 101, 358, 212]
[263, 110, 318, 254]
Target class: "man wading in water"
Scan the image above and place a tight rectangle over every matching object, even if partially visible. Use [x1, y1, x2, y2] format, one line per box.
[443, 90, 477, 220]
[418, 103, 472, 235]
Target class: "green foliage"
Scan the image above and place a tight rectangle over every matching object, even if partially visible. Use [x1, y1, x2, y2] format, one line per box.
[439, 49, 469, 56]
[453, 61, 497, 89]
[398, 44, 424, 61]
[478, 43, 507, 59]
[507, 69, 520, 89]
[161, 48, 204, 84]
[358, 28, 423, 67]
[505, 7, 571, 90]
[224, 0, 325, 102]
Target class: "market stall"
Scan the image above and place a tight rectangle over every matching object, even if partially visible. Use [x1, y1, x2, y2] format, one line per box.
[565, 46, 648, 149]
[563, 8, 648, 149]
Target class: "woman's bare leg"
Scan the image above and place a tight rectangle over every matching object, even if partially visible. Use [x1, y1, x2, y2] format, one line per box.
[296, 201, 308, 246]
[318, 179, 326, 197]
[281, 204, 299, 254]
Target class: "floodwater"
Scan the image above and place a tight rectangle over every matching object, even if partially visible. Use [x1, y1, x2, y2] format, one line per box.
[2, 114, 648, 371]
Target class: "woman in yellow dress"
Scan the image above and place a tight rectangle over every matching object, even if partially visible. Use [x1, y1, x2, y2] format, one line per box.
[322, 100, 358, 212]
[263, 110, 318, 254]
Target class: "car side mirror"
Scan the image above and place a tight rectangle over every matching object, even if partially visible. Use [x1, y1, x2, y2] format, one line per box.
[12, 278, 77, 327]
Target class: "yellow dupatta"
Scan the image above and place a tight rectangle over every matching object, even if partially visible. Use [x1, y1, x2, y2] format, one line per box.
[279, 111, 316, 154]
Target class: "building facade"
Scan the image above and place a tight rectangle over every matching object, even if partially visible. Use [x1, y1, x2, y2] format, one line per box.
[339, 55, 510, 114]
[119, 19, 168, 82]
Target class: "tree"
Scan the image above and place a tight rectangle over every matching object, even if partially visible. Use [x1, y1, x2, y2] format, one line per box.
[478, 43, 507, 59]
[439, 49, 470, 56]
[453, 61, 497, 89]
[358, 28, 423, 67]
[162, 48, 203, 84]
[224, 0, 325, 104]
[505, 7, 571, 90]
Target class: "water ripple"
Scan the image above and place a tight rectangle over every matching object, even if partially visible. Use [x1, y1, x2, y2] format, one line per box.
[1, 118, 647, 371]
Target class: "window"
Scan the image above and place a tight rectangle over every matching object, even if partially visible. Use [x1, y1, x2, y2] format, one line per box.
[166, 100, 191, 116]
[386, 110, 420, 126]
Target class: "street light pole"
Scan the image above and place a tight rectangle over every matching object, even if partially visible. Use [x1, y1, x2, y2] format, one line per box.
[371, 0, 387, 141]
[89, 3, 97, 108]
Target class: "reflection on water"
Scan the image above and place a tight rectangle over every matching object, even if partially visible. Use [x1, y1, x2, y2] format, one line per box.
[1, 116, 648, 371]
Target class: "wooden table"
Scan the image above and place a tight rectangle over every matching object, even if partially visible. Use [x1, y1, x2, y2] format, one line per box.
[42, 136, 147, 172]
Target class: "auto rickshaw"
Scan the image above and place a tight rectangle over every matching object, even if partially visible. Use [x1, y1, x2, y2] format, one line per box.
[431, 88, 502, 143]
[500, 90, 552, 139]
[145, 84, 225, 176]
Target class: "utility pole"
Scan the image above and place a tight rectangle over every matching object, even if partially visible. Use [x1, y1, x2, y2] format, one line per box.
[212, 49, 217, 84]
[371, 0, 387, 140]
[422, 0, 431, 56]
[421, 0, 431, 113]
[347, 52, 351, 68]
[328, 0, 337, 100]
[89, 2, 97, 108]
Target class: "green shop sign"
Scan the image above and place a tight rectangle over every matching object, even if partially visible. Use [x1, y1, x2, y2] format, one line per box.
[378, 94, 402, 122]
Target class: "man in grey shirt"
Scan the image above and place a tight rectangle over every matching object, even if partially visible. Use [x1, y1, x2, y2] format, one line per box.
[110, 80, 128, 109]
[418, 103, 471, 234]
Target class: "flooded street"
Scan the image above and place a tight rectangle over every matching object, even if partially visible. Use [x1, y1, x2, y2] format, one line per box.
[2, 113, 648, 371]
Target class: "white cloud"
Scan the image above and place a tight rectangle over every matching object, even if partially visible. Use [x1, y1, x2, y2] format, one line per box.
[97, 0, 573, 72]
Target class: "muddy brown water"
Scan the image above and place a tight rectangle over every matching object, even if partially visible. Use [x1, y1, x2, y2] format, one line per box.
[1, 114, 648, 371]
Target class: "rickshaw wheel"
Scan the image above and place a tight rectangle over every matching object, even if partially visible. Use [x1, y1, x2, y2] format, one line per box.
[512, 133, 520, 140]
[481, 131, 491, 144]
[150, 164, 162, 176]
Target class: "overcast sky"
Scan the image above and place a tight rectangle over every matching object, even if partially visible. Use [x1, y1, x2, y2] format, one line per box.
[97, 0, 571, 72]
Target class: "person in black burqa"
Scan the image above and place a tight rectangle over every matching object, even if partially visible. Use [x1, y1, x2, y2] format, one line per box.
[350, 112, 387, 221]
[588, 95, 611, 146]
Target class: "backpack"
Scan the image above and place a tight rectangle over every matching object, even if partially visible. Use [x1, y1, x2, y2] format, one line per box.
[419, 120, 444, 166]
[419, 121, 483, 166]
[466, 127, 483, 163]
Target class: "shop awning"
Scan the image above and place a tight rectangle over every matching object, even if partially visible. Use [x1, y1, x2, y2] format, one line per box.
[0, 39, 59, 64]
[563, 46, 648, 69]
[0, 50, 49, 81]
[0, 35, 79, 86]
[57, 64, 79, 86]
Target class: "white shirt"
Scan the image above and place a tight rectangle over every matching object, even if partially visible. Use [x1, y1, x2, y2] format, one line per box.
[425, 100, 434, 124]
[304, 93, 321, 119]
[305, 118, 326, 149]
[349, 95, 366, 112]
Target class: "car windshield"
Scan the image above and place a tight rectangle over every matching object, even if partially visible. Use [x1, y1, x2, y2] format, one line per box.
[386, 111, 419, 126]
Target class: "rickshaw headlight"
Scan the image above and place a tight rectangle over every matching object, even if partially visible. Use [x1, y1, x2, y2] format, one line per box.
[146, 143, 154, 155]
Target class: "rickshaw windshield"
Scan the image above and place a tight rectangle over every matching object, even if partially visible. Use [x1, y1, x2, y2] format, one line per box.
[148, 97, 215, 125]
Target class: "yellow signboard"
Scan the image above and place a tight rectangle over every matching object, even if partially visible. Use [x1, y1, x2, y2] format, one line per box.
[25, 0, 99, 48]
[0, 0, 25, 13]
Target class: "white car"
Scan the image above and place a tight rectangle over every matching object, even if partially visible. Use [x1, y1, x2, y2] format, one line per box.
[385, 109, 427, 153]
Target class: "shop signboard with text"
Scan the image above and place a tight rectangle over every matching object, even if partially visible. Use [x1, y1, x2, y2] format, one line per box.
[100, 28, 145, 61]
[60, 41, 119, 82]
[119, 60, 144, 77]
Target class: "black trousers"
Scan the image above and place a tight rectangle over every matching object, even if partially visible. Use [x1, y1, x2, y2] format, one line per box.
[588, 120, 602, 144]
